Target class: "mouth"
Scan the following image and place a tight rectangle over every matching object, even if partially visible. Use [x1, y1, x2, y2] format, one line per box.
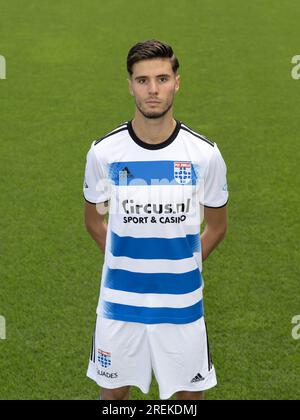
[146, 99, 161, 103]
[146, 100, 161, 105]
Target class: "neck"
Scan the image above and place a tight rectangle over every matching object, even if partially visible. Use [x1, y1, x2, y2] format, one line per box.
[131, 112, 177, 145]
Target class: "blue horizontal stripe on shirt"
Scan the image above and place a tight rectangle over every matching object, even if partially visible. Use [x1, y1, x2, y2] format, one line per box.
[104, 267, 202, 294]
[108, 160, 199, 186]
[102, 300, 204, 324]
[110, 231, 201, 260]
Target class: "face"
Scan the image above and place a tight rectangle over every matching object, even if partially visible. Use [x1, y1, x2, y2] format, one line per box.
[128, 58, 180, 119]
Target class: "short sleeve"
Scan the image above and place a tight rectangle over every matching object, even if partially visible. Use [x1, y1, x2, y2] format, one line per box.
[203, 143, 229, 208]
[83, 143, 111, 204]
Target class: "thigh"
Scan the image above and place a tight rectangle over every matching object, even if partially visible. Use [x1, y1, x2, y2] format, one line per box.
[148, 317, 217, 400]
[101, 385, 131, 400]
[176, 390, 204, 400]
[87, 316, 152, 395]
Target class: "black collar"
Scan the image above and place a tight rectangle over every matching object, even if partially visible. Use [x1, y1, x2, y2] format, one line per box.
[127, 120, 181, 150]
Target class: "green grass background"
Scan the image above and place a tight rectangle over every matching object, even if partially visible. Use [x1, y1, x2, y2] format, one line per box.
[1, 0, 300, 400]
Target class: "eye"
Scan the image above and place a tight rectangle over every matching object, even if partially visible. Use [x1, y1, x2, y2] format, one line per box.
[160, 77, 168, 82]
[138, 79, 146, 84]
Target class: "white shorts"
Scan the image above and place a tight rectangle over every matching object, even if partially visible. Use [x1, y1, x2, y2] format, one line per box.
[87, 316, 217, 400]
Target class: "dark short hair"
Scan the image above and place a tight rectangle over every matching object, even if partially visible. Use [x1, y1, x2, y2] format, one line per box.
[127, 39, 179, 77]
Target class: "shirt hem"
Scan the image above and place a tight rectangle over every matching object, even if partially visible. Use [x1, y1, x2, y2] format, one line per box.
[96, 310, 203, 325]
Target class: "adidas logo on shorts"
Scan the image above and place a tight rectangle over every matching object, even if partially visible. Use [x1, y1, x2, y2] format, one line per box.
[191, 373, 205, 383]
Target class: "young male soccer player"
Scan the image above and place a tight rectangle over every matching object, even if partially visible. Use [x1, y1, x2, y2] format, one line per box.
[83, 39, 228, 400]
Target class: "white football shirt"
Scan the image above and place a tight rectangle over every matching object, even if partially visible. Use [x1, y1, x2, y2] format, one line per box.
[83, 120, 228, 324]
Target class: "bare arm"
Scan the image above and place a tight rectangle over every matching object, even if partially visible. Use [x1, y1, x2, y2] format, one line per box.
[84, 201, 109, 253]
[201, 204, 228, 262]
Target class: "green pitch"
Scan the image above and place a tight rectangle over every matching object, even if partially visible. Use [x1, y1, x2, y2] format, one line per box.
[0, 0, 299, 400]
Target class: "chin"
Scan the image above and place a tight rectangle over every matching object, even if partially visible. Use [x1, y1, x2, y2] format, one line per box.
[145, 113, 165, 119]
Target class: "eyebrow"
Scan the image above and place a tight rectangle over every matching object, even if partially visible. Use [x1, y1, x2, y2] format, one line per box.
[134, 74, 171, 80]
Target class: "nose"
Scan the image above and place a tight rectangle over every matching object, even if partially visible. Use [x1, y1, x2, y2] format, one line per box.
[148, 80, 158, 95]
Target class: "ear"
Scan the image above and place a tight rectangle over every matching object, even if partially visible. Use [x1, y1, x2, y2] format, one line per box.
[175, 74, 180, 93]
[128, 78, 134, 96]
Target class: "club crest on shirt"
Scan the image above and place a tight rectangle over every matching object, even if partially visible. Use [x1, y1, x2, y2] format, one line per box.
[98, 349, 112, 368]
[174, 162, 192, 185]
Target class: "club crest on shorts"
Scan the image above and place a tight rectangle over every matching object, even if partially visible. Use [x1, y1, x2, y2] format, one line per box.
[98, 349, 111, 368]
[174, 162, 192, 185]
